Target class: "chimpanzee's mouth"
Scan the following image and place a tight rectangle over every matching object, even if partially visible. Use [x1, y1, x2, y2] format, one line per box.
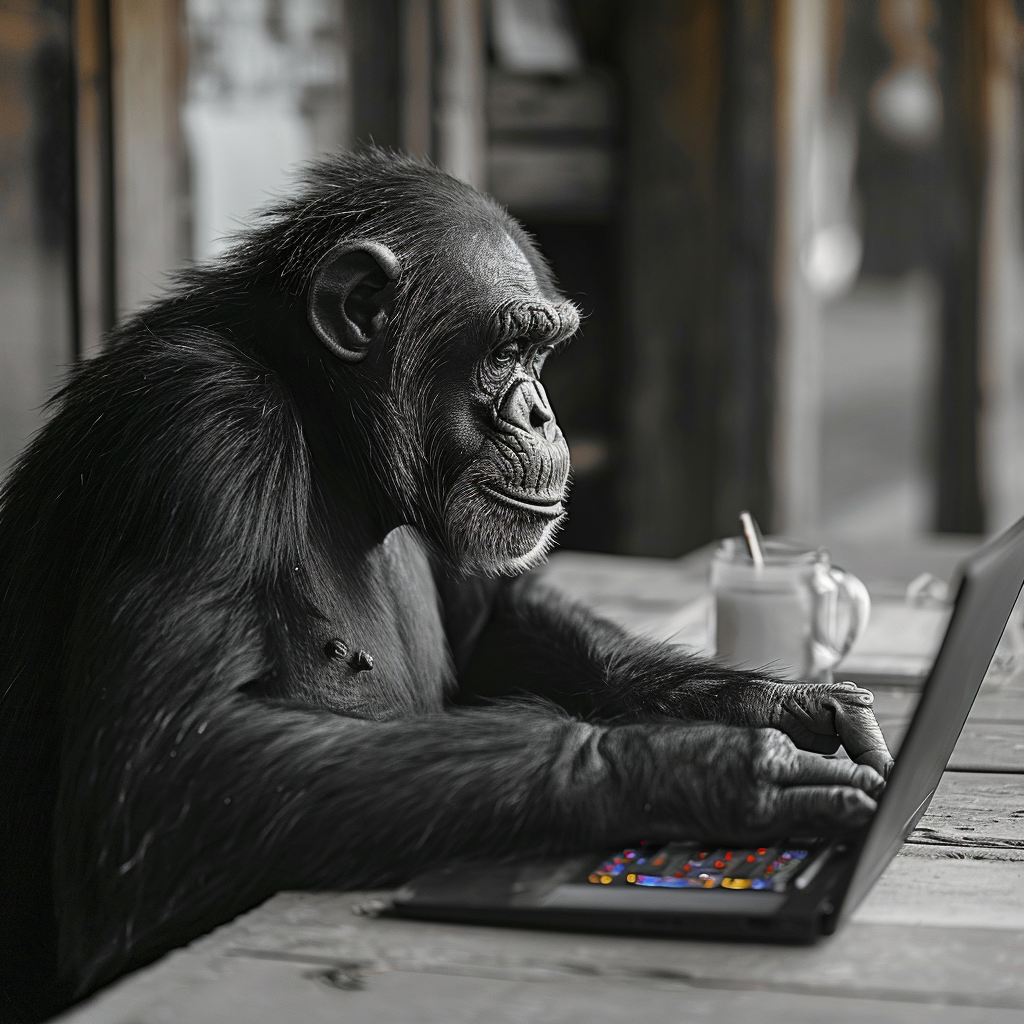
[480, 483, 565, 518]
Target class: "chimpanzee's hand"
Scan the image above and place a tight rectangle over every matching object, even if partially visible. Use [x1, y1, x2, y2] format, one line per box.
[738, 680, 894, 779]
[616, 723, 886, 843]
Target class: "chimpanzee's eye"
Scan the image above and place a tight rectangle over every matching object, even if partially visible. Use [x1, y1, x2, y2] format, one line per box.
[492, 341, 519, 368]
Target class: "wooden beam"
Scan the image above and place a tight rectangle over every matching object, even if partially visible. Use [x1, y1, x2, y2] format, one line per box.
[621, 0, 723, 556]
[400, 0, 433, 159]
[435, 0, 486, 188]
[349, 0, 400, 149]
[772, 0, 830, 535]
[109, 0, 188, 317]
[933, 0, 986, 533]
[712, 0, 778, 535]
[978, 0, 1024, 532]
[74, 0, 116, 354]
[621, 0, 783, 554]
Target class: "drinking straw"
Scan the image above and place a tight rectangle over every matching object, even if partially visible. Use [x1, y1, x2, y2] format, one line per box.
[739, 510, 766, 570]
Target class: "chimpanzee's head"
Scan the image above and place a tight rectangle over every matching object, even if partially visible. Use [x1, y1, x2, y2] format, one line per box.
[273, 152, 580, 576]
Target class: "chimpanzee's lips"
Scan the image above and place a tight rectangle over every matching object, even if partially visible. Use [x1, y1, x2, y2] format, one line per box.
[480, 483, 565, 518]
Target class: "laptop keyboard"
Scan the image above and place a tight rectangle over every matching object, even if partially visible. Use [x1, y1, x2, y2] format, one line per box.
[587, 842, 818, 892]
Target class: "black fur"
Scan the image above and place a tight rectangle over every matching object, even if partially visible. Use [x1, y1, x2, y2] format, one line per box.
[0, 151, 889, 1021]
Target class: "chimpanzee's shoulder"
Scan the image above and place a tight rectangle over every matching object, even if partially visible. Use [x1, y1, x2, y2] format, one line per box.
[67, 326, 299, 451]
[95, 323, 292, 412]
[1, 325, 310, 580]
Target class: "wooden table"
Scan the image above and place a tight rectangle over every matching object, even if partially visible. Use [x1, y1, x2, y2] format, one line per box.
[58, 539, 1024, 1023]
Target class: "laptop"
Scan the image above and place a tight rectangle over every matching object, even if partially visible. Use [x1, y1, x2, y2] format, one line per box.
[391, 516, 1024, 942]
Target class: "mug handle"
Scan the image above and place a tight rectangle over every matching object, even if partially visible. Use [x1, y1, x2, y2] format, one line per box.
[827, 565, 872, 660]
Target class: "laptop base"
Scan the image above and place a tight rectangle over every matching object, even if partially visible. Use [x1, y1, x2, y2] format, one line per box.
[391, 848, 856, 944]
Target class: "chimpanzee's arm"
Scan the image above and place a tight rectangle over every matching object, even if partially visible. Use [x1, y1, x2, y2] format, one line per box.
[56, 566, 881, 997]
[458, 574, 893, 776]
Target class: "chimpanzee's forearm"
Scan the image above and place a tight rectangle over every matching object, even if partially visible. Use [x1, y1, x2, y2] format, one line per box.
[461, 577, 893, 775]
[54, 697, 634, 995]
[460, 573, 770, 721]
[52, 571, 631, 992]
[56, 688, 881, 999]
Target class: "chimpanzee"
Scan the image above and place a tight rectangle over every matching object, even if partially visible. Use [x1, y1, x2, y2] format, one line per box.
[0, 150, 891, 1020]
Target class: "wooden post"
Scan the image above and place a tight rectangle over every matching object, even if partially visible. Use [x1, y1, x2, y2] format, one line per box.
[349, 0, 400, 149]
[0, 1, 78, 478]
[978, 0, 1024, 531]
[933, 0, 986, 533]
[435, 0, 486, 188]
[620, 0, 723, 556]
[772, 0, 830, 536]
[400, 0, 434, 159]
[621, 0, 781, 555]
[109, 0, 188, 317]
[712, 0, 779, 536]
[74, 0, 116, 354]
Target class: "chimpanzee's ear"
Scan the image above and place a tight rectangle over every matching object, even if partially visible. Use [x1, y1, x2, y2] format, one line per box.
[307, 240, 402, 362]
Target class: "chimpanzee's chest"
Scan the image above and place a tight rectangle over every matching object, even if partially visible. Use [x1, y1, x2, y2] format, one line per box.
[284, 526, 456, 718]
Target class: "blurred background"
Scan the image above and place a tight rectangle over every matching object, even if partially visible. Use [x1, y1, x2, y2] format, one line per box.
[2, 0, 1024, 557]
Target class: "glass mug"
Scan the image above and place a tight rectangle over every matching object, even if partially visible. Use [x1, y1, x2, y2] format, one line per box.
[710, 538, 871, 683]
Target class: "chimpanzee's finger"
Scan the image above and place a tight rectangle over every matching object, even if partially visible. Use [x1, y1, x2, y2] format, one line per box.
[852, 746, 894, 780]
[778, 698, 842, 754]
[777, 748, 885, 797]
[772, 785, 877, 833]
[830, 694, 894, 779]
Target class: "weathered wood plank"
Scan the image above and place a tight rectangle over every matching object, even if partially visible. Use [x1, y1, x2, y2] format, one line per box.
[870, 717, 1024, 773]
[970, 690, 1024, 720]
[947, 723, 1024, 772]
[912, 771, 1024, 846]
[534, 551, 710, 640]
[71, 890, 1024, 1011]
[55, 775, 1024, 1020]
[863, 684, 1024, 731]
[542, 538, 982, 603]
[855, 853, 1024, 929]
[867, 686, 921, 719]
[56, 943, 1024, 1023]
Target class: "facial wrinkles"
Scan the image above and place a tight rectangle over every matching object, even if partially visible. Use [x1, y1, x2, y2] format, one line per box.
[394, 228, 570, 495]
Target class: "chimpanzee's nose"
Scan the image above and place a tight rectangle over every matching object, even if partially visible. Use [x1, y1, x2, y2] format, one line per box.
[500, 380, 559, 442]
